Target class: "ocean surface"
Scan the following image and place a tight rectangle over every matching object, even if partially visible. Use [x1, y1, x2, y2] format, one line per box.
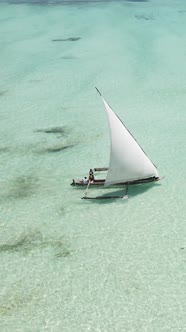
[0, 0, 186, 331]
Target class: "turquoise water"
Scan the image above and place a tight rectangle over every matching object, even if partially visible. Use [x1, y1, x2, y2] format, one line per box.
[0, 1, 186, 331]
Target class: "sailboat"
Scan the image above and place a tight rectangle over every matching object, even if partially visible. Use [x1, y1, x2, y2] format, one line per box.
[71, 88, 160, 199]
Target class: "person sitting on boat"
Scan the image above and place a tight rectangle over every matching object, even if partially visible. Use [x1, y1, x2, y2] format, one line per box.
[83, 177, 88, 184]
[89, 169, 94, 182]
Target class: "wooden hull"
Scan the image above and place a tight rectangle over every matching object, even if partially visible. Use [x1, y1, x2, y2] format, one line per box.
[71, 176, 160, 187]
[71, 179, 105, 186]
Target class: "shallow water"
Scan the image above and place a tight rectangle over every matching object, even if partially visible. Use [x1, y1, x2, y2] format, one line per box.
[0, 0, 186, 331]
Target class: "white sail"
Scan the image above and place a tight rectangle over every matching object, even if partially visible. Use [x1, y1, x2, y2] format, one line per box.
[100, 97, 159, 186]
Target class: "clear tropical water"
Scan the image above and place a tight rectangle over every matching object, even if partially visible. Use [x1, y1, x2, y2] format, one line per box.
[0, 0, 186, 331]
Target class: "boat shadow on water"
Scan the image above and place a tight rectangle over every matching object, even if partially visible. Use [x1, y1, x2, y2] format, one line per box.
[77, 182, 162, 203]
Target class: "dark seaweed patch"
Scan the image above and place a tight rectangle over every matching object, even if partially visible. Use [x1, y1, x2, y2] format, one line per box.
[127, 0, 148, 2]
[0, 284, 41, 316]
[34, 143, 75, 154]
[0, 231, 72, 257]
[0, 90, 7, 96]
[7, 175, 38, 199]
[34, 126, 67, 135]
[60, 55, 77, 60]
[55, 249, 71, 257]
[33, 126, 75, 153]
[0, 232, 42, 254]
[0, 146, 9, 153]
[46, 144, 74, 152]
[135, 14, 154, 20]
[52, 37, 81, 42]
